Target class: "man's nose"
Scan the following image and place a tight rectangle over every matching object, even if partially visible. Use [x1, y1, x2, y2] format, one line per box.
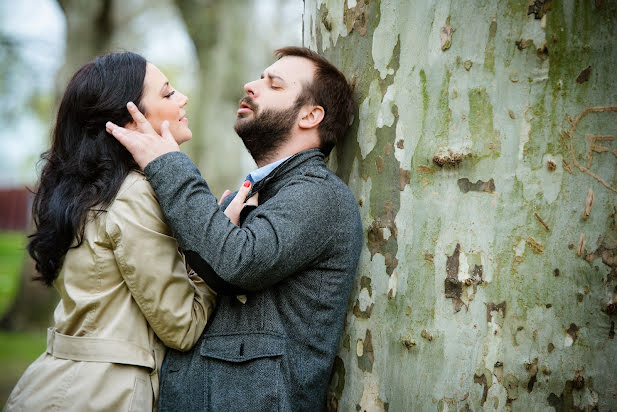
[244, 80, 258, 97]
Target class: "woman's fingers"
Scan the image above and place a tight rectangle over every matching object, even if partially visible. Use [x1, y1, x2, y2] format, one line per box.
[105, 108, 180, 170]
[224, 180, 254, 226]
[218, 189, 232, 205]
[246, 192, 259, 207]
[127, 102, 155, 134]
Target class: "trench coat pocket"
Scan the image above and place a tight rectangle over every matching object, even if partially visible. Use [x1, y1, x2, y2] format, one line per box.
[200, 333, 287, 410]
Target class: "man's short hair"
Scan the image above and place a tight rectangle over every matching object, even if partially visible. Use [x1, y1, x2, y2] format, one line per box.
[275, 47, 355, 156]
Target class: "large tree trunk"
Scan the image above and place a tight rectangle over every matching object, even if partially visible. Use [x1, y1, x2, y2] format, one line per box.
[55, 0, 115, 91]
[304, 0, 617, 410]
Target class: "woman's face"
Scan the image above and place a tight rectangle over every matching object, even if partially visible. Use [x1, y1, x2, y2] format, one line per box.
[139, 63, 191, 144]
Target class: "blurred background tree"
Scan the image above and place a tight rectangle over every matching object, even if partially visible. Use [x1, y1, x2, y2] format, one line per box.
[0, 0, 301, 403]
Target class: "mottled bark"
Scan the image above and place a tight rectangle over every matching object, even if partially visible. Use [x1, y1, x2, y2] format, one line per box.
[305, 0, 617, 410]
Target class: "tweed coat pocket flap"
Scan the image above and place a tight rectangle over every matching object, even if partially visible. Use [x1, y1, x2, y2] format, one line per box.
[200, 333, 285, 363]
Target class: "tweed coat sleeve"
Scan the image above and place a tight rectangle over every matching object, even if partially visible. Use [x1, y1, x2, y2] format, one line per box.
[144, 152, 340, 294]
[105, 174, 217, 350]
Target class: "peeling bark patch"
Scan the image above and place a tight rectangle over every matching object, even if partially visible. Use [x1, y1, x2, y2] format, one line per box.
[473, 373, 489, 406]
[527, 375, 537, 392]
[486, 301, 507, 322]
[525, 358, 538, 393]
[583, 189, 593, 219]
[457, 178, 495, 194]
[515, 39, 528, 50]
[533, 212, 550, 232]
[548, 342, 555, 352]
[399, 168, 411, 191]
[484, 19, 497, 73]
[585, 239, 617, 278]
[432, 148, 470, 167]
[536, 43, 549, 60]
[357, 329, 374, 372]
[353, 276, 373, 319]
[326, 356, 346, 411]
[526, 236, 545, 254]
[366, 201, 398, 275]
[376, 156, 384, 173]
[609, 321, 615, 339]
[343, 0, 370, 36]
[396, 139, 404, 149]
[401, 336, 416, 349]
[416, 164, 435, 174]
[567, 323, 579, 343]
[321, 8, 332, 31]
[576, 66, 591, 84]
[445, 244, 464, 312]
[547, 370, 593, 411]
[503, 374, 519, 403]
[528, 0, 552, 19]
[440, 16, 455, 51]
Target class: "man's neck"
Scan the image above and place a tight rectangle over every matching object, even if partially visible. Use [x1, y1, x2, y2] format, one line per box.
[255, 136, 320, 168]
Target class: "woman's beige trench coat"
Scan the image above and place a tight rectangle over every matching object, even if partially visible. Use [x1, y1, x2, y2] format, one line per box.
[5, 172, 216, 411]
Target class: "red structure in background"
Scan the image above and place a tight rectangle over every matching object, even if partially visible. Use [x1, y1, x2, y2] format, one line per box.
[0, 188, 33, 231]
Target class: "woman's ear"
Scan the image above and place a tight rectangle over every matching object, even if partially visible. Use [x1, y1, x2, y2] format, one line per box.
[298, 106, 324, 130]
[124, 120, 138, 131]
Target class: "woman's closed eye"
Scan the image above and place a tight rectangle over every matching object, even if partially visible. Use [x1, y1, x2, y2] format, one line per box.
[164, 90, 175, 98]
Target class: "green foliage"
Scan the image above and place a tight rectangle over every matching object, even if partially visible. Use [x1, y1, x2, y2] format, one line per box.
[0, 330, 46, 406]
[0, 232, 27, 317]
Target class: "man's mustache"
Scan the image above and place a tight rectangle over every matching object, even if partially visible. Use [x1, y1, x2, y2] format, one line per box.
[240, 96, 258, 112]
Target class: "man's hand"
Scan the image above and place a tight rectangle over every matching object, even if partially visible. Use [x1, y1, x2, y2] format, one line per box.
[222, 181, 258, 226]
[106, 102, 180, 170]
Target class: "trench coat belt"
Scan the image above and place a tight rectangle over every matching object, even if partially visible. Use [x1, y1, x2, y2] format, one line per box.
[46, 327, 156, 370]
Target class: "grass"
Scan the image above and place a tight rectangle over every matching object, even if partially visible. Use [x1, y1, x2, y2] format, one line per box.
[0, 231, 27, 317]
[0, 330, 46, 406]
[0, 232, 41, 406]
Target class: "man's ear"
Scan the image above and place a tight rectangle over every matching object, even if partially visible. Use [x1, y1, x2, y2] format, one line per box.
[298, 106, 324, 130]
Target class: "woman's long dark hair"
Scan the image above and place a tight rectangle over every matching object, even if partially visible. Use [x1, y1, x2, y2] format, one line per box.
[28, 52, 148, 286]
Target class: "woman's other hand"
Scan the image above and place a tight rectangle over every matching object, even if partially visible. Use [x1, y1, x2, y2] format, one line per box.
[222, 181, 258, 226]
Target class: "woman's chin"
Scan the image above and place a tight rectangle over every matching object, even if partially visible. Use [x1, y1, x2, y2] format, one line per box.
[176, 131, 192, 145]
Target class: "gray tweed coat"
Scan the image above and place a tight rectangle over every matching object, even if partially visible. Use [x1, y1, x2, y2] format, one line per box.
[143, 148, 362, 411]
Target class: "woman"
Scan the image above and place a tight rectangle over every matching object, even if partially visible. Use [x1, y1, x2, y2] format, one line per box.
[5, 52, 231, 411]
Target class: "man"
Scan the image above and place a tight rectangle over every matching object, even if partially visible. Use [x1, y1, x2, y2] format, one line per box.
[107, 47, 362, 411]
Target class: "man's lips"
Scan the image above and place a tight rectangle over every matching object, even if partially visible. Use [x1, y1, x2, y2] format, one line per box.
[237, 98, 256, 114]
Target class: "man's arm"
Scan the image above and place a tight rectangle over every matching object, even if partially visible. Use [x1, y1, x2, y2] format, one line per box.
[107, 103, 338, 295]
[145, 151, 338, 295]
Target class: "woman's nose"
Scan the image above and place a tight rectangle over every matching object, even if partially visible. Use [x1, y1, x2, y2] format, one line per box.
[178, 91, 188, 107]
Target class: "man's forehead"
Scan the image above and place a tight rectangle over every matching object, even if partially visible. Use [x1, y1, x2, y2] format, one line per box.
[264, 56, 315, 84]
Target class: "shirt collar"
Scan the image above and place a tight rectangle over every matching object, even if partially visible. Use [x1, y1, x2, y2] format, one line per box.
[247, 155, 292, 184]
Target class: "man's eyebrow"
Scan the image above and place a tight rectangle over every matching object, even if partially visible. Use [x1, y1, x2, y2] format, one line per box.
[262, 72, 286, 84]
[159, 81, 169, 94]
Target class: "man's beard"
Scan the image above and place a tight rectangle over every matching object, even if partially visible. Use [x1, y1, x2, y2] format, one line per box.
[234, 97, 301, 165]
